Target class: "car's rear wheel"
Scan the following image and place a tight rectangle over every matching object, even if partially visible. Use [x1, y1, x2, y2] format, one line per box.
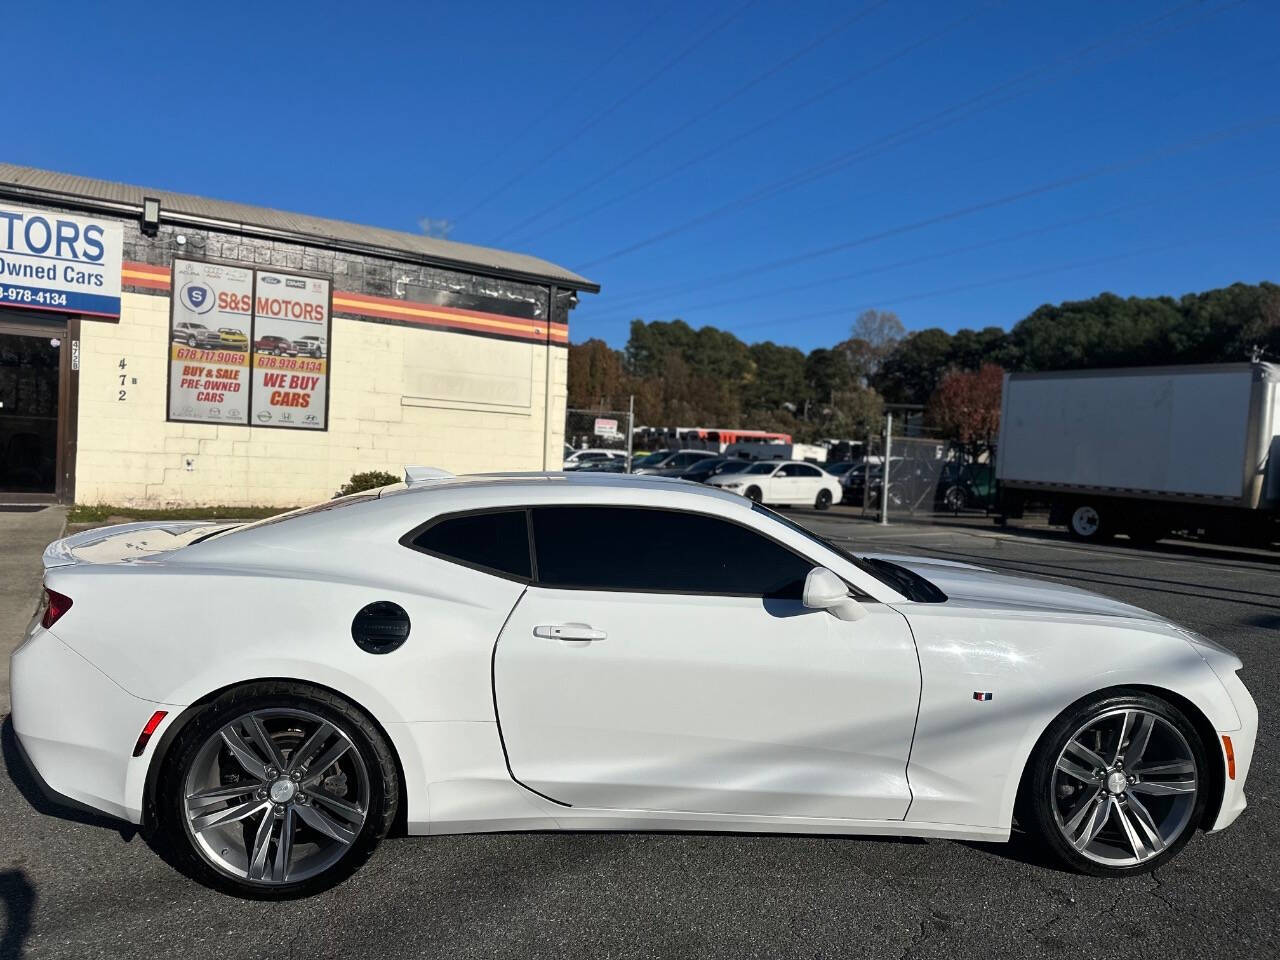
[814, 488, 832, 510]
[744, 485, 763, 503]
[156, 682, 398, 898]
[1020, 691, 1207, 876]
[942, 485, 967, 511]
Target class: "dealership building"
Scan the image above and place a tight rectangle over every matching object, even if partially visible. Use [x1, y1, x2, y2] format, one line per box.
[0, 164, 597, 506]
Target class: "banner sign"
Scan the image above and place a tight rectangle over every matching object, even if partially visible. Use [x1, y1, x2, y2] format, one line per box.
[250, 269, 330, 429]
[167, 259, 331, 430]
[594, 417, 619, 439]
[168, 259, 253, 425]
[0, 203, 122, 317]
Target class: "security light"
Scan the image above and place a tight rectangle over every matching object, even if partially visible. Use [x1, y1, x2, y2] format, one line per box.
[141, 197, 161, 236]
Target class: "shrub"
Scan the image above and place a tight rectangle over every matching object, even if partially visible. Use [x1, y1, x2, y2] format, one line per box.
[338, 470, 401, 497]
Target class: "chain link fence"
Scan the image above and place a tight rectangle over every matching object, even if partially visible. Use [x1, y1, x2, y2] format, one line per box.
[565, 407, 634, 471]
[844, 427, 996, 523]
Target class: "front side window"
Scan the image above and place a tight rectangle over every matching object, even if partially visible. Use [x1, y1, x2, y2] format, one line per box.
[409, 509, 531, 580]
[531, 506, 812, 597]
[745, 462, 778, 475]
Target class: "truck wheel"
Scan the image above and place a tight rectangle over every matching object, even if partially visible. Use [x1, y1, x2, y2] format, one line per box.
[1069, 504, 1110, 541]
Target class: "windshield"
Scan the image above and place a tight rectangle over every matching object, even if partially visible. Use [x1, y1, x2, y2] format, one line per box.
[745, 462, 777, 475]
[718, 460, 751, 474]
[750, 503, 945, 602]
[634, 451, 668, 467]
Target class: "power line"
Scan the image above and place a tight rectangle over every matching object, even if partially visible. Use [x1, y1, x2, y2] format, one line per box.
[578, 54, 1280, 325]
[453, 0, 759, 224]
[573, 112, 1280, 330]
[490, 0, 894, 244]
[503, 1, 1004, 248]
[722, 217, 1280, 337]
[573, 0, 1237, 271]
[447, 1, 682, 204]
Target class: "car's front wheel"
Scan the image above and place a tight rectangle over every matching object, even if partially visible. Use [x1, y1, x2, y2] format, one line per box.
[814, 488, 832, 510]
[156, 682, 399, 898]
[744, 485, 763, 503]
[1020, 690, 1207, 876]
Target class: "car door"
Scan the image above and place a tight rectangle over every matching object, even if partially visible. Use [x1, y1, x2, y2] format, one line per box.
[493, 505, 921, 821]
[773, 463, 807, 502]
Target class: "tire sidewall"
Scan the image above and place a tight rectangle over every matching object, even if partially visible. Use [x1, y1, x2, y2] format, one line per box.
[1069, 503, 1108, 540]
[815, 489, 832, 510]
[1020, 689, 1209, 876]
[745, 486, 762, 503]
[155, 682, 398, 899]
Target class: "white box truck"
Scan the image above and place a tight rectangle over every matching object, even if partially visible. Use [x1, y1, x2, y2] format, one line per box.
[996, 362, 1280, 544]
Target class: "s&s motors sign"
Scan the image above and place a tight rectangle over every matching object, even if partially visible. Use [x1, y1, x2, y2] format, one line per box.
[0, 202, 123, 317]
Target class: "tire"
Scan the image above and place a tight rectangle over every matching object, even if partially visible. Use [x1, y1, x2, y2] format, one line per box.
[155, 681, 399, 899]
[942, 485, 967, 512]
[187, 336, 197, 347]
[814, 488, 832, 511]
[1018, 690, 1208, 877]
[745, 486, 763, 503]
[1068, 503, 1111, 541]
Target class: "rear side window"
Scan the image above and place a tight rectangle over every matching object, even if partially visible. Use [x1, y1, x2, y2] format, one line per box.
[531, 506, 812, 597]
[409, 510, 531, 580]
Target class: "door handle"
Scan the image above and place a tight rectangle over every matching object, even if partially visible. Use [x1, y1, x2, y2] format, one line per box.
[533, 623, 607, 641]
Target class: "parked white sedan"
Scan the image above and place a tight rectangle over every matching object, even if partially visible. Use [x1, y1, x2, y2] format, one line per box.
[706, 459, 843, 509]
[11, 471, 1256, 898]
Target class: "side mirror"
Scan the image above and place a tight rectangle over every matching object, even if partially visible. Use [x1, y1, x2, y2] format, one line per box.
[802, 567, 867, 621]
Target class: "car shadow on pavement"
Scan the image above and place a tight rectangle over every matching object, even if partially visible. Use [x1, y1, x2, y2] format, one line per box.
[0, 868, 34, 960]
[1, 716, 138, 842]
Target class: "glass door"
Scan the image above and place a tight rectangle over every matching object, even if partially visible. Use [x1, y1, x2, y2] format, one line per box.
[0, 330, 61, 495]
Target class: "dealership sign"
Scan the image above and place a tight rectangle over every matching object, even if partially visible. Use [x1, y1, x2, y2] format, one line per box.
[0, 202, 122, 317]
[167, 259, 331, 430]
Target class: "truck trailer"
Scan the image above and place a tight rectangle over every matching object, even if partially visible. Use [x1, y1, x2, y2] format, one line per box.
[996, 362, 1280, 545]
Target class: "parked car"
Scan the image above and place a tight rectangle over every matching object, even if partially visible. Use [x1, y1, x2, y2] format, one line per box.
[293, 335, 327, 358]
[13, 470, 1255, 895]
[841, 458, 904, 505]
[631, 449, 718, 476]
[938, 462, 997, 511]
[217, 328, 249, 351]
[707, 459, 843, 509]
[573, 459, 628, 473]
[824, 461, 857, 478]
[678, 458, 753, 483]
[171, 321, 222, 349]
[255, 335, 296, 356]
[563, 449, 626, 471]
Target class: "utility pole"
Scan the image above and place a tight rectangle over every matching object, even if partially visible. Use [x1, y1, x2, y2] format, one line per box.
[880, 411, 893, 525]
[626, 394, 635, 472]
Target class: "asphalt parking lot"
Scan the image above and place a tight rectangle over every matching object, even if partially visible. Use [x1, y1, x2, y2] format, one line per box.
[1, 510, 1276, 959]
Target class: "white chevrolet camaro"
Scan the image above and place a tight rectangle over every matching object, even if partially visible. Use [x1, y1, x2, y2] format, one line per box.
[705, 459, 844, 509]
[11, 471, 1257, 898]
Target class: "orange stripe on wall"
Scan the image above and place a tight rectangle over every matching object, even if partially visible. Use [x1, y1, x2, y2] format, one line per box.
[121, 262, 568, 344]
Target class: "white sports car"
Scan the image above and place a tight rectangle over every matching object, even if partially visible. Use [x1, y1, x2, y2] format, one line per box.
[11, 471, 1256, 898]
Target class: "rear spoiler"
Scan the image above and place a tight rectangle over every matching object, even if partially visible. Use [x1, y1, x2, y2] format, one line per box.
[42, 521, 232, 569]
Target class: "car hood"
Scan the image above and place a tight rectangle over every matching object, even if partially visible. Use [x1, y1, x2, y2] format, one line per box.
[864, 552, 1168, 623]
[43, 520, 239, 567]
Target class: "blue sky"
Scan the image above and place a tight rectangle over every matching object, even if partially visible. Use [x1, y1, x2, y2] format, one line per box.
[6, 0, 1279, 352]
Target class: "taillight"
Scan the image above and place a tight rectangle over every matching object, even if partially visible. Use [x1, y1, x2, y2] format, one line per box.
[41, 588, 73, 628]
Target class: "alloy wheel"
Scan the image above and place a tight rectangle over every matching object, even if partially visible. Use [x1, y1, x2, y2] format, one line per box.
[1071, 506, 1101, 537]
[181, 708, 371, 886]
[1051, 708, 1198, 866]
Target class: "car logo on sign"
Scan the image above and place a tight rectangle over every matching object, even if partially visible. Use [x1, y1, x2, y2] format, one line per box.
[257, 410, 273, 422]
[285, 278, 306, 289]
[181, 283, 214, 314]
[260, 276, 281, 285]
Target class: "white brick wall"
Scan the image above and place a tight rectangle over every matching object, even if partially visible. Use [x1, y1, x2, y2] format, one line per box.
[74, 292, 567, 507]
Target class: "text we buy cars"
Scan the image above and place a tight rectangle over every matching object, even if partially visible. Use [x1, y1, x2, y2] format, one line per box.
[0, 204, 122, 316]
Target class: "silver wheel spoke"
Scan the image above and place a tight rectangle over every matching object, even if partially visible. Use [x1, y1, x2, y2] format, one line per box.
[1072, 795, 1113, 850]
[303, 739, 351, 781]
[296, 802, 357, 845]
[245, 715, 287, 772]
[288, 721, 335, 774]
[1115, 800, 1152, 859]
[220, 726, 270, 782]
[1132, 760, 1194, 777]
[273, 808, 295, 883]
[192, 799, 270, 833]
[1129, 777, 1196, 796]
[1122, 714, 1155, 772]
[1112, 711, 1136, 765]
[247, 808, 276, 880]
[1125, 794, 1166, 853]
[1063, 788, 1103, 835]
[1064, 739, 1108, 775]
[310, 790, 365, 824]
[186, 783, 257, 808]
[1057, 755, 1101, 785]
